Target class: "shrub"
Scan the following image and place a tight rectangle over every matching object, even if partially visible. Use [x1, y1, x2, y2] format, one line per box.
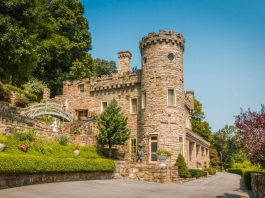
[227, 168, 243, 175]
[58, 134, 69, 146]
[5, 84, 37, 101]
[204, 167, 216, 175]
[0, 135, 7, 143]
[0, 82, 12, 102]
[22, 78, 47, 100]
[0, 153, 115, 173]
[189, 169, 205, 178]
[155, 149, 173, 156]
[243, 170, 265, 190]
[13, 94, 29, 107]
[175, 153, 191, 178]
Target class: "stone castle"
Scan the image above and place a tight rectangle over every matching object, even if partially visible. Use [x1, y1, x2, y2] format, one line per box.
[49, 30, 210, 168]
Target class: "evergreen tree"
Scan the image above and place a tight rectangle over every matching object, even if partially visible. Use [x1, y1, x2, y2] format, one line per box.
[191, 98, 212, 142]
[175, 153, 191, 178]
[96, 98, 130, 158]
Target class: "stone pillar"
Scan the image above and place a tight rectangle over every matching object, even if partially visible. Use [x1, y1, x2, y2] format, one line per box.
[196, 145, 202, 168]
[43, 88, 50, 100]
[118, 51, 132, 74]
[189, 142, 196, 168]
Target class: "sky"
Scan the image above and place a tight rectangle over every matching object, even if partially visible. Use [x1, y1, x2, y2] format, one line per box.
[80, 0, 265, 133]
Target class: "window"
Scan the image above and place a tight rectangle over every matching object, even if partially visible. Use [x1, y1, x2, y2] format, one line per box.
[79, 84, 84, 93]
[130, 98, 137, 114]
[131, 139, 137, 154]
[142, 92, 146, 109]
[78, 110, 88, 120]
[179, 136, 184, 155]
[168, 89, 175, 106]
[101, 102, 107, 112]
[168, 53, 174, 61]
[150, 136, 158, 161]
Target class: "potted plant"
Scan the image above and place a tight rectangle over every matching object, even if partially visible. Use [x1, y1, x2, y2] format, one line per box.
[74, 145, 80, 155]
[74, 128, 81, 135]
[156, 149, 173, 166]
[0, 135, 7, 151]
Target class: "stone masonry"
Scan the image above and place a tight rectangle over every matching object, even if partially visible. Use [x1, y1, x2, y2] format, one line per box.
[49, 30, 210, 168]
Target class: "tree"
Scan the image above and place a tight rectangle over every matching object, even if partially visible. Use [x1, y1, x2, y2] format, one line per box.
[209, 148, 220, 167]
[212, 125, 245, 168]
[94, 58, 117, 77]
[22, 78, 47, 100]
[0, 0, 39, 84]
[174, 153, 191, 178]
[191, 98, 212, 142]
[234, 105, 265, 168]
[96, 98, 130, 158]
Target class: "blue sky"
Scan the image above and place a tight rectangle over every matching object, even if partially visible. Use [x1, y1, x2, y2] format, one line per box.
[80, 0, 265, 133]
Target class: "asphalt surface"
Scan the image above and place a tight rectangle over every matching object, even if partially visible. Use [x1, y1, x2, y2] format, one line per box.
[0, 172, 254, 198]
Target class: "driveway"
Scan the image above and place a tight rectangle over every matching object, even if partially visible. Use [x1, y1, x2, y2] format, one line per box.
[0, 172, 254, 198]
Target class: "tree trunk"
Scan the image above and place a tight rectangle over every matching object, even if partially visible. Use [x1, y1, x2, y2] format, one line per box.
[108, 145, 112, 158]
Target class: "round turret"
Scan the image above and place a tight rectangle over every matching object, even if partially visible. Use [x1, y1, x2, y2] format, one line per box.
[139, 30, 186, 164]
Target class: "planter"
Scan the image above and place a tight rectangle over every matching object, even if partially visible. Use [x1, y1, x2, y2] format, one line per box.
[0, 143, 5, 151]
[74, 150, 80, 155]
[157, 154, 169, 166]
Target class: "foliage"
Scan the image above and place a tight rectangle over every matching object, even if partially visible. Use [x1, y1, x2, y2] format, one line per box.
[155, 149, 173, 156]
[58, 135, 69, 146]
[230, 157, 235, 168]
[204, 167, 216, 175]
[191, 98, 212, 142]
[209, 148, 220, 166]
[0, 82, 12, 102]
[0, 153, 115, 173]
[212, 125, 246, 168]
[227, 168, 243, 175]
[243, 170, 265, 190]
[13, 94, 30, 108]
[5, 84, 37, 101]
[22, 78, 47, 99]
[94, 58, 117, 77]
[41, 115, 53, 124]
[189, 169, 205, 178]
[234, 105, 265, 168]
[0, 135, 7, 143]
[96, 98, 130, 158]
[174, 153, 191, 178]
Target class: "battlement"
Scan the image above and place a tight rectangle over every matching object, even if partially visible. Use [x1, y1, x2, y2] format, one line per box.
[118, 51, 132, 59]
[139, 30, 185, 54]
[185, 91, 195, 111]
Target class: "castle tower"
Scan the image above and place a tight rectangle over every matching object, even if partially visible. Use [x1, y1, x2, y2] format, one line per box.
[118, 51, 132, 74]
[139, 30, 186, 164]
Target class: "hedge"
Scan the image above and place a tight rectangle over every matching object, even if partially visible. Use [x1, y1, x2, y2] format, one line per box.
[189, 169, 205, 178]
[243, 170, 265, 190]
[204, 168, 216, 175]
[5, 84, 37, 101]
[0, 153, 115, 173]
[227, 168, 243, 175]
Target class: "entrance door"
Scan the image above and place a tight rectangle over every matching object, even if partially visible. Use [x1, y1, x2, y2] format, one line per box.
[150, 136, 157, 161]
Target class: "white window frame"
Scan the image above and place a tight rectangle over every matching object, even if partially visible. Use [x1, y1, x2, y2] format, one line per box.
[130, 98, 137, 114]
[167, 88, 176, 106]
[101, 101, 108, 112]
[142, 92, 146, 109]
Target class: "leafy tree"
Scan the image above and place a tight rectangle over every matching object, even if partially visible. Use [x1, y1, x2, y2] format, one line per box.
[96, 98, 130, 158]
[212, 125, 245, 168]
[0, 0, 39, 84]
[191, 98, 212, 142]
[22, 78, 47, 100]
[234, 105, 265, 168]
[94, 58, 117, 77]
[209, 148, 220, 167]
[174, 153, 191, 178]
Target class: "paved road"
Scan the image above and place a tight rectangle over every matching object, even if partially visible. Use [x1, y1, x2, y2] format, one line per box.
[0, 172, 254, 198]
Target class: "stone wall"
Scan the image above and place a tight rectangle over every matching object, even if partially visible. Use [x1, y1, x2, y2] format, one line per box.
[114, 161, 194, 184]
[0, 171, 113, 189]
[251, 173, 265, 198]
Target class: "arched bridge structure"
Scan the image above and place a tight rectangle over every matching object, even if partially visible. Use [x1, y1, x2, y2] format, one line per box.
[24, 102, 74, 122]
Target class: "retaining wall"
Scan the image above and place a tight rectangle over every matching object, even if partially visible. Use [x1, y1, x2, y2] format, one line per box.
[251, 173, 265, 198]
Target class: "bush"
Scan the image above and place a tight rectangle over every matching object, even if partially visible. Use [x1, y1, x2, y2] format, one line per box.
[13, 94, 29, 107]
[0, 82, 12, 102]
[227, 168, 243, 175]
[175, 153, 191, 178]
[243, 170, 265, 190]
[204, 167, 216, 175]
[155, 149, 173, 156]
[0, 135, 7, 143]
[0, 153, 115, 173]
[5, 84, 37, 101]
[189, 169, 205, 178]
[58, 135, 69, 146]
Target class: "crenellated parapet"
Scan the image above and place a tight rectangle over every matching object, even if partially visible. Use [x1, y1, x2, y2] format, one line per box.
[139, 30, 185, 55]
[185, 91, 194, 113]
